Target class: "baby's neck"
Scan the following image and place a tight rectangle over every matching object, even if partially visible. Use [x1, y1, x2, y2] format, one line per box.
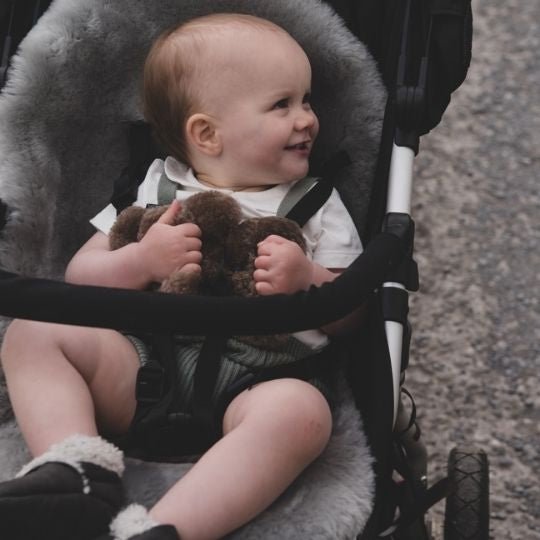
[195, 172, 273, 192]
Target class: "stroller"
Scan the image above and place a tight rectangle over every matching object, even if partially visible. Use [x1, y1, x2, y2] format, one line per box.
[0, 0, 488, 539]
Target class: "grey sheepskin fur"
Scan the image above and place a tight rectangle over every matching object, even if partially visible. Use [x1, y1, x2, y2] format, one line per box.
[0, 0, 386, 537]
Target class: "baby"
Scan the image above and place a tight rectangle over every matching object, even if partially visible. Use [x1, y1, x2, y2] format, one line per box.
[0, 13, 362, 540]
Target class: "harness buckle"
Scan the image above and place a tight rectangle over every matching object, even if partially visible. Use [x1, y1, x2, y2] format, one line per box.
[136, 364, 165, 404]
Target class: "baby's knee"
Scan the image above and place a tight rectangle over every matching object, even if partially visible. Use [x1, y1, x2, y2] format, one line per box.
[2, 319, 31, 364]
[1, 319, 58, 369]
[270, 379, 333, 458]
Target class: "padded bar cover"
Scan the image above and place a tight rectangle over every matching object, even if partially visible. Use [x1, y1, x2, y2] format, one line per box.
[0, 233, 404, 334]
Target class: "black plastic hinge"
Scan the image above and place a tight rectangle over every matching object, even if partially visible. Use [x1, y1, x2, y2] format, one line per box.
[383, 213, 419, 292]
[394, 56, 428, 154]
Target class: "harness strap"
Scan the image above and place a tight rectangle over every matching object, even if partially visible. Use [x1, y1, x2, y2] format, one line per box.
[133, 157, 346, 456]
[281, 178, 333, 227]
[188, 175, 331, 440]
[129, 345, 332, 459]
[128, 333, 178, 456]
[191, 334, 228, 442]
[156, 172, 329, 222]
[111, 122, 160, 213]
[157, 172, 179, 206]
[275, 176, 320, 218]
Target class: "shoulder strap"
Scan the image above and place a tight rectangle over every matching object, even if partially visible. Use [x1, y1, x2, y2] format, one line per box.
[276, 176, 320, 218]
[157, 171, 334, 226]
[111, 122, 160, 213]
[281, 150, 352, 227]
[157, 172, 181, 205]
[278, 177, 333, 227]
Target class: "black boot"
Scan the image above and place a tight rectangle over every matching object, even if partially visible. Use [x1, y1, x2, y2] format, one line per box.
[0, 435, 125, 540]
[0, 461, 124, 540]
[95, 524, 181, 540]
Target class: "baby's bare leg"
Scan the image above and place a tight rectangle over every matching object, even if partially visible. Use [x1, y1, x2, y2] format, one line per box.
[150, 378, 332, 540]
[1, 319, 140, 456]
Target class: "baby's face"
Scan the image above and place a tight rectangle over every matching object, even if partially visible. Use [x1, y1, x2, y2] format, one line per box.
[198, 28, 319, 189]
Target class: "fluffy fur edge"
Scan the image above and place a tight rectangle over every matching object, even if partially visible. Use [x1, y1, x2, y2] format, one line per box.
[109, 504, 160, 540]
[16, 433, 125, 478]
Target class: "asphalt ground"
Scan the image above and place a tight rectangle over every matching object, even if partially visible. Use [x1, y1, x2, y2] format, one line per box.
[407, 0, 539, 537]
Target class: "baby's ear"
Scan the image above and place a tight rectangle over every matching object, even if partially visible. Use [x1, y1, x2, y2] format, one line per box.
[185, 113, 222, 156]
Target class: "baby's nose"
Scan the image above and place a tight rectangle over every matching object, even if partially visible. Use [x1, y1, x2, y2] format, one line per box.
[295, 109, 317, 130]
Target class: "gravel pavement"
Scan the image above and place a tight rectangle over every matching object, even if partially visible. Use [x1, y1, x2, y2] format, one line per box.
[407, 0, 539, 538]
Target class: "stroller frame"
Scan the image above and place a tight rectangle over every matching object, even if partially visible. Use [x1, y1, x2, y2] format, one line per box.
[0, 1, 487, 539]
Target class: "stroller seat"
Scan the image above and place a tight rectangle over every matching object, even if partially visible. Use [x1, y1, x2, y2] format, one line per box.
[0, 0, 386, 538]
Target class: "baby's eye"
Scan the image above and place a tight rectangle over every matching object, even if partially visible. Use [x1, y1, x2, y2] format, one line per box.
[272, 98, 289, 110]
[302, 93, 313, 109]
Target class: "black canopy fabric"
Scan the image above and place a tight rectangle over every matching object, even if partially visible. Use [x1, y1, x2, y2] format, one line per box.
[326, 0, 473, 137]
[325, 0, 474, 241]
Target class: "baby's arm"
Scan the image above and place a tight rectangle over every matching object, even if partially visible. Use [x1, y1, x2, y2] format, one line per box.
[65, 200, 202, 289]
[253, 235, 365, 336]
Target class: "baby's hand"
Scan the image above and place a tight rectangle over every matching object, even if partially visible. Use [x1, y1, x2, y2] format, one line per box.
[138, 200, 202, 282]
[254, 235, 313, 295]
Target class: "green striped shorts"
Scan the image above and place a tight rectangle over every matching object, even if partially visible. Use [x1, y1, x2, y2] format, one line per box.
[126, 334, 330, 415]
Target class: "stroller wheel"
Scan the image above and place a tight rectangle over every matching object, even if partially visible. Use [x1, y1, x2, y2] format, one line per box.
[444, 447, 489, 540]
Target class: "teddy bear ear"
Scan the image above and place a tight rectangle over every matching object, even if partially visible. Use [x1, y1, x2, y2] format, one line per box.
[109, 206, 147, 250]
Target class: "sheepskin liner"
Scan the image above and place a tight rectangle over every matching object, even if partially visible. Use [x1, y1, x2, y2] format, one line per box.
[0, 0, 386, 537]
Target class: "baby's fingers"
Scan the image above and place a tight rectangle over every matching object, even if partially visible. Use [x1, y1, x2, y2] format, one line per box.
[185, 236, 202, 252]
[177, 222, 202, 238]
[254, 255, 271, 270]
[255, 280, 274, 296]
[260, 234, 286, 245]
[184, 249, 203, 265]
[180, 263, 202, 275]
[253, 268, 271, 282]
[157, 200, 181, 224]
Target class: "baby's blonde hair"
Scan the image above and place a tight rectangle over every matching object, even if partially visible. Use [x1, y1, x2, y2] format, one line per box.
[143, 13, 290, 165]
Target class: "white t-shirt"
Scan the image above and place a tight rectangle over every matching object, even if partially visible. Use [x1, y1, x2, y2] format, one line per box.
[91, 157, 363, 349]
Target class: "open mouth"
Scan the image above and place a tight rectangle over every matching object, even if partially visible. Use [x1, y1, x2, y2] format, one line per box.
[285, 141, 310, 151]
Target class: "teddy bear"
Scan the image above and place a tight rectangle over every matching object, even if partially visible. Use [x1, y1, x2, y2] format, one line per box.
[109, 190, 306, 349]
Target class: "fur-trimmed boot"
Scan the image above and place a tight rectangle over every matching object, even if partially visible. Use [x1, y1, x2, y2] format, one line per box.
[0, 434, 125, 540]
[95, 504, 181, 540]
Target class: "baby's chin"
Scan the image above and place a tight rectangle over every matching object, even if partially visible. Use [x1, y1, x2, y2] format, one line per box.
[276, 165, 312, 184]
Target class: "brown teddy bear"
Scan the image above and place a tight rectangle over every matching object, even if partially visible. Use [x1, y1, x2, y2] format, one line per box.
[109, 191, 306, 349]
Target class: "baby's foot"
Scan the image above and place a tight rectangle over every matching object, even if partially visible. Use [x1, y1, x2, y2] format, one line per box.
[0, 435, 125, 540]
